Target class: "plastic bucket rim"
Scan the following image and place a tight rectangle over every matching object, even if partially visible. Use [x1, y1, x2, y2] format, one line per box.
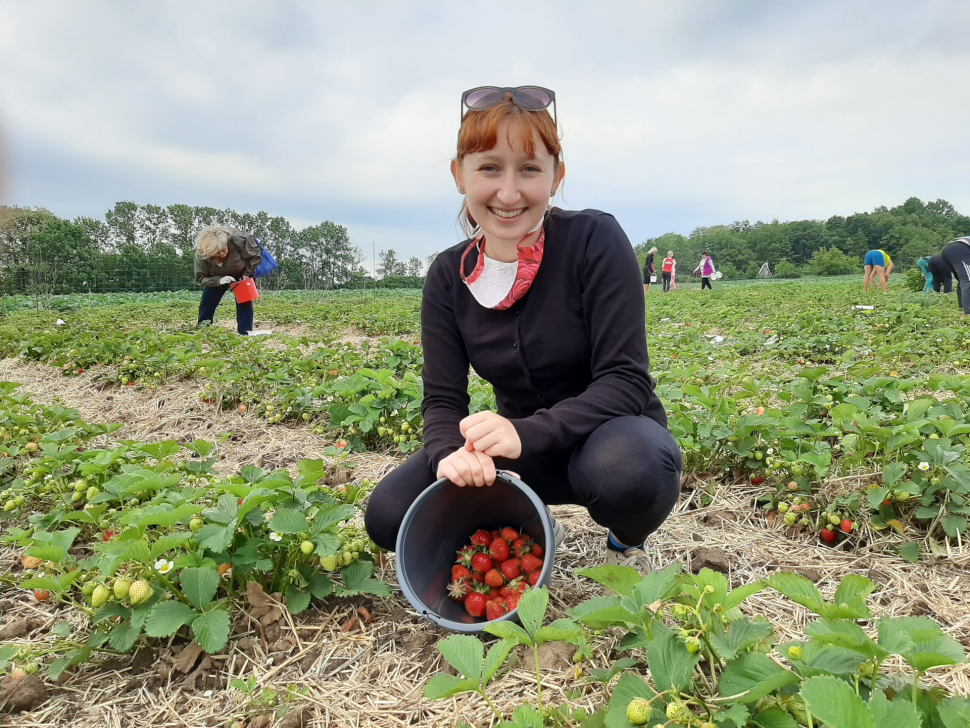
[395, 470, 554, 632]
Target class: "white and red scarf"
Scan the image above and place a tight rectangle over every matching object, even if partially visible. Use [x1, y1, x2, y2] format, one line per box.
[460, 220, 545, 310]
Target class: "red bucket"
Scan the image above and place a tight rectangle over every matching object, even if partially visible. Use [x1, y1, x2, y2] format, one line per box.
[230, 279, 259, 304]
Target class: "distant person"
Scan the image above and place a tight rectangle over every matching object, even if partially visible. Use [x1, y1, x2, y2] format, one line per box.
[194, 226, 262, 335]
[660, 251, 676, 293]
[695, 252, 716, 290]
[863, 249, 893, 292]
[928, 253, 953, 293]
[642, 246, 658, 293]
[916, 256, 934, 293]
[941, 236, 970, 317]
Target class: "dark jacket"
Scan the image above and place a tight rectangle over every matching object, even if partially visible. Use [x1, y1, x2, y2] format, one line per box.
[194, 231, 262, 287]
[420, 208, 667, 472]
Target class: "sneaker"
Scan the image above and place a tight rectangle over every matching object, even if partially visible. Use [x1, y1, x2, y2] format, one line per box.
[544, 506, 566, 548]
[603, 543, 653, 577]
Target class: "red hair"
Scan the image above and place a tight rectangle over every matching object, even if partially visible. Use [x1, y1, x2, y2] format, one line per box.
[455, 94, 562, 236]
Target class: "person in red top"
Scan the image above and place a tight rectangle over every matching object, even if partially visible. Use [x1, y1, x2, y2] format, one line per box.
[660, 251, 675, 293]
[363, 87, 682, 573]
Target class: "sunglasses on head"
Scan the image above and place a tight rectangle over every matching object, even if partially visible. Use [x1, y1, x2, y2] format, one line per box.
[461, 86, 556, 125]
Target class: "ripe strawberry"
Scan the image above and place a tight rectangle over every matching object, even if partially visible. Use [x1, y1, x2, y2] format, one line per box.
[470, 529, 493, 548]
[128, 580, 153, 605]
[527, 571, 541, 587]
[489, 587, 502, 599]
[501, 578, 526, 599]
[484, 569, 505, 588]
[840, 519, 854, 535]
[464, 591, 487, 618]
[485, 599, 508, 621]
[101, 530, 117, 542]
[451, 564, 470, 581]
[820, 527, 838, 544]
[447, 579, 472, 603]
[505, 591, 522, 611]
[500, 526, 519, 542]
[488, 538, 510, 563]
[471, 553, 493, 574]
[500, 558, 522, 581]
[521, 554, 543, 575]
[750, 476, 765, 485]
[456, 546, 476, 569]
[470, 570, 485, 584]
[33, 589, 50, 602]
[530, 543, 543, 558]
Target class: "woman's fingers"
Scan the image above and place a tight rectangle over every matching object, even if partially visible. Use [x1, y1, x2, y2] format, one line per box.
[476, 451, 496, 485]
[468, 430, 502, 453]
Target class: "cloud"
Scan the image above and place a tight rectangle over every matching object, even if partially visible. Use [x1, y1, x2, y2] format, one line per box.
[1, 0, 968, 256]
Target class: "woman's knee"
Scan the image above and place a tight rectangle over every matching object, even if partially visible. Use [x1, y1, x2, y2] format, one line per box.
[363, 449, 435, 551]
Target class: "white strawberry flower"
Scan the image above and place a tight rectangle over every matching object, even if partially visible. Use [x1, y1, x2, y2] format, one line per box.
[269, 532, 283, 542]
[918, 462, 930, 471]
[766, 448, 774, 455]
[155, 558, 174, 574]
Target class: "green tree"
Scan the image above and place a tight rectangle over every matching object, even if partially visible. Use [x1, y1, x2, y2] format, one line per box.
[811, 246, 857, 276]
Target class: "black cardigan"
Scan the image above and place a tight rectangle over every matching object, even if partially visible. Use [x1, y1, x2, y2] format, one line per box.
[420, 208, 667, 472]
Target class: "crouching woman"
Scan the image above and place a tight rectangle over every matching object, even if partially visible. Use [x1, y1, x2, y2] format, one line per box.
[194, 226, 261, 335]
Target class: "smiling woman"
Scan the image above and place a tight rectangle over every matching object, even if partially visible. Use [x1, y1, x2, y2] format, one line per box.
[364, 88, 683, 579]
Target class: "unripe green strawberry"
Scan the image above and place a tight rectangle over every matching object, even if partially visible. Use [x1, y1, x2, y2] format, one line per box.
[685, 636, 702, 653]
[672, 604, 689, 619]
[128, 580, 153, 605]
[86, 486, 100, 500]
[320, 555, 339, 572]
[894, 490, 911, 502]
[71, 492, 83, 503]
[777, 502, 790, 513]
[784, 513, 797, 527]
[81, 581, 97, 596]
[787, 645, 803, 660]
[189, 518, 204, 533]
[21, 663, 39, 675]
[667, 702, 690, 721]
[113, 578, 132, 600]
[626, 697, 651, 725]
[341, 551, 353, 566]
[74, 482, 87, 493]
[300, 541, 315, 555]
[91, 585, 110, 608]
[828, 514, 841, 526]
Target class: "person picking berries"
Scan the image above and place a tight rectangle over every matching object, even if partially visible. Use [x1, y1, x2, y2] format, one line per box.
[364, 86, 682, 574]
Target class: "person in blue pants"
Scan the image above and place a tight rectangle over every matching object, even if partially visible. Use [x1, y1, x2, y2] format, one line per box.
[194, 226, 262, 335]
[941, 237, 970, 317]
[928, 254, 953, 293]
[916, 256, 934, 293]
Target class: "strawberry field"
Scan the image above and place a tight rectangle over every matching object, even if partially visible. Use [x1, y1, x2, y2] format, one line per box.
[1, 277, 969, 727]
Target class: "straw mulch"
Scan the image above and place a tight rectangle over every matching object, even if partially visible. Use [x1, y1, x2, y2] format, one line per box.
[1, 359, 968, 727]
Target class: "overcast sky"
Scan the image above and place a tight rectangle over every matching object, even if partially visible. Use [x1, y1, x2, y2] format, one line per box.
[2, 0, 968, 266]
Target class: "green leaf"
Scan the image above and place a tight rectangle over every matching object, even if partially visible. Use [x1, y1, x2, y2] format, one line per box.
[482, 639, 516, 684]
[191, 608, 231, 654]
[904, 635, 966, 672]
[605, 673, 659, 728]
[724, 580, 766, 610]
[647, 625, 700, 692]
[145, 601, 197, 638]
[576, 564, 641, 597]
[423, 673, 478, 700]
[800, 675, 875, 728]
[709, 618, 774, 661]
[120, 540, 153, 566]
[268, 509, 309, 534]
[50, 621, 71, 638]
[535, 619, 584, 645]
[506, 704, 543, 728]
[516, 586, 549, 640]
[882, 462, 907, 487]
[868, 687, 921, 728]
[285, 586, 311, 615]
[180, 567, 219, 610]
[719, 653, 799, 703]
[751, 707, 798, 728]
[804, 620, 889, 662]
[308, 573, 334, 599]
[108, 606, 150, 653]
[338, 560, 391, 597]
[196, 523, 235, 553]
[311, 503, 357, 531]
[830, 574, 876, 619]
[567, 596, 636, 630]
[877, 616, 942, 654]
[938, 697, 970, 728]
[767, 571, 827, 615]
[630, 562, 682, 607]
[436, 634, 484, 682]
[150, 533, 193, 559]
[25, 545, 66, 564]
[690, 568, 730, 605]
[897, 542, 920, 563]
[47, 647, 92, 681]
[940, 514, 968, 538]
[483, 621, 532, 645]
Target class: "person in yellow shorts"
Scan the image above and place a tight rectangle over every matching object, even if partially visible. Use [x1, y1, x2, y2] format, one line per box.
[863, 249, 893, 292]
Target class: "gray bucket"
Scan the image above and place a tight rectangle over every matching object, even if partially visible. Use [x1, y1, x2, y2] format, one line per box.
[395, 470, 555, 633]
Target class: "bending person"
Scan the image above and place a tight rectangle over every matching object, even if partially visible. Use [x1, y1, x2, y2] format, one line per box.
[916, 256, 934, 293]
[928, 253, 953, 293]
[194, 226, 261, 335]
[364, 86, 682, 574]
[863, 249, 893, 292]
[941, 236, 970, 317]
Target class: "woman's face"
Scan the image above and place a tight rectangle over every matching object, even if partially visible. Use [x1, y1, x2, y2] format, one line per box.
[453, 118, 564, 244]
[210, 246, 229, 262]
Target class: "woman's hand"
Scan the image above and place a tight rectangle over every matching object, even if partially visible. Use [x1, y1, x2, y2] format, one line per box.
[437, 447, 496, 487]
[460, 411, 522, 460]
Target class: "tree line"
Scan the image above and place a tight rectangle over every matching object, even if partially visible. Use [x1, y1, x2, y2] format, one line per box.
[635, 197, 969, 280]
[0, 202, 430, 297]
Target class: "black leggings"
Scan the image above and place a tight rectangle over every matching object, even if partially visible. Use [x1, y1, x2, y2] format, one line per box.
[364, 415, 682, 552]
[928, 255, 953, 293]
[941, 242, 970, 314]
[662, 271, 672, 292]
[701, 277, 712, 290]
